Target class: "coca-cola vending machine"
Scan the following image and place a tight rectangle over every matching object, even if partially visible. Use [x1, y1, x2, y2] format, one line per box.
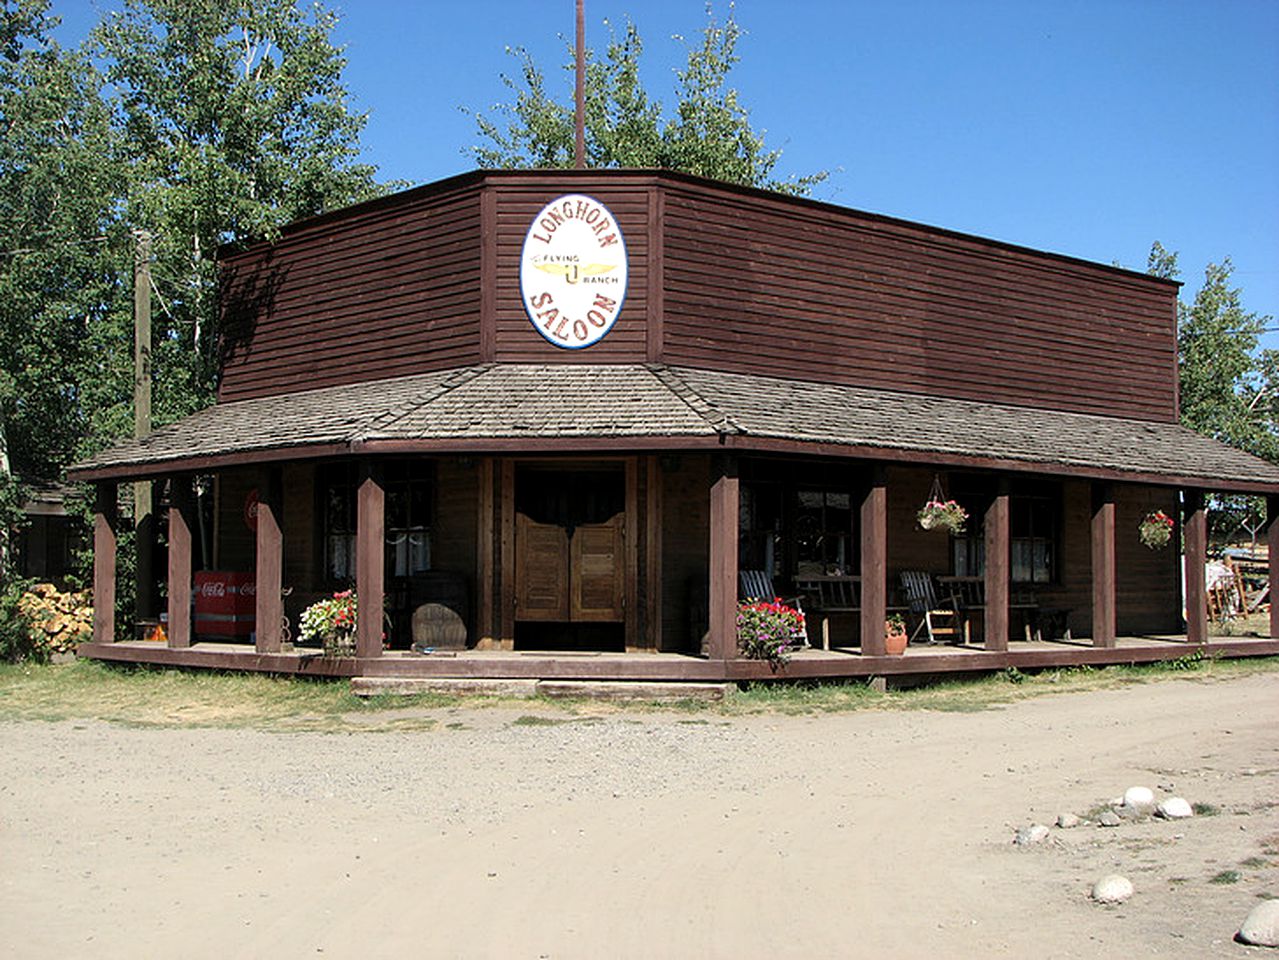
[193, 572, 257, 639]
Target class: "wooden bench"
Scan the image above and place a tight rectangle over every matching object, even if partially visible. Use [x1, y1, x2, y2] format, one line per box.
[795, 575, 860, 650]
[937, 576, 1047, 643]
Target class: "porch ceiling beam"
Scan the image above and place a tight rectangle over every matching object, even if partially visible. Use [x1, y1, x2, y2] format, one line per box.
[92, 482, 118, 645]
[1184, 491, 1208, 645]
[70, 433, 1279, 496]
[1091, 482, 1117, 648]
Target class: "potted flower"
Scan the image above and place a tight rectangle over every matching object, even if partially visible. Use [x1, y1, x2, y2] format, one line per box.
[884, 613, 908, 655]
[1138, 510, 1174, 550]
[737, 597, 805, 668]
[299, 589, 358, 657]
[917, 498, 968, 535]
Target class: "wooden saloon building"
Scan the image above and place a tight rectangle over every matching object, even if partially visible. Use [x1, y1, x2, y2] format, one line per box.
[70, 169, 1279, 682]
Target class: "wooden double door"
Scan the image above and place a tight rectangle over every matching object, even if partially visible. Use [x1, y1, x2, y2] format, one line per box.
[515, 513, 624, 622]
[513, 467, 626, 624]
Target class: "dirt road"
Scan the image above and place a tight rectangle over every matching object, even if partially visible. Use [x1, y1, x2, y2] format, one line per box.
[2, 674, 1276, 959]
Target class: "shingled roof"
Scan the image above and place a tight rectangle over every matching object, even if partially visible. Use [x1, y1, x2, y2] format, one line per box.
[68, 364, 1279, 491]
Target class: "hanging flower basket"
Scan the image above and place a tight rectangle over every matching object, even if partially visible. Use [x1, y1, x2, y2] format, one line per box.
[299, 590, 358, 656]
[917, 499, 968, 535]
[1138, 510, 1174, 550]
[737, 598, 805, 668]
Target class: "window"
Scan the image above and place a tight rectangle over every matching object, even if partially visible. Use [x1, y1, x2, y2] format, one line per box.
[951, 482, 1058, 584]
[320, 460, 435, 582]
[794, 489, 853, 576]
[384, 460, 434, 577]
[739, 483, 783, 578]
[322, 463, 357, 581]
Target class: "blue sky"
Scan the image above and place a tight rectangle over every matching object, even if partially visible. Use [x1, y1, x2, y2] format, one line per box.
[54, 0, 1279, 343]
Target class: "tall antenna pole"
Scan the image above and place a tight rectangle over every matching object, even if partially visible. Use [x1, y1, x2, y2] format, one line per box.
[574, 0, 585, 168]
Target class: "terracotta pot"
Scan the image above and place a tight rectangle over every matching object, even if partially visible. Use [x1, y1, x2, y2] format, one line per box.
[884, 624, 908, 656]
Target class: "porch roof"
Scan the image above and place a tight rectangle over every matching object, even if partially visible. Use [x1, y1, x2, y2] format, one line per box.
[68, 363, 1279, 491]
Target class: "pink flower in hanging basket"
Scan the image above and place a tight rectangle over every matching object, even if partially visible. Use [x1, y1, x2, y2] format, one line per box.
[917, 498, 968, 534]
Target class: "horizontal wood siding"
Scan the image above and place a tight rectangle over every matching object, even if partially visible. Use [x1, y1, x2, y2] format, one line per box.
[492, 178, 649, 363]
[218, 183, 484, 401]
[660, 182, 1179, 422]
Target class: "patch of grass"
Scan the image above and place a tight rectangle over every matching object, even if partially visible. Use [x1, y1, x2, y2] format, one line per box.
[0, 660, 444, 732]
[1209, 869, 1242, 885]
[1239, 856, 1270, 869]
[1083, 802, 1116, 820]
[3, 654, 1278, 730]
[1192, 802, 1221, 817]
[511, 714, 566, 726]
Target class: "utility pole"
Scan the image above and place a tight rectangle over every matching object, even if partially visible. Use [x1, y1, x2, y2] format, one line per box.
[134, 230, 155, 623]
[574, 0, 585, 169]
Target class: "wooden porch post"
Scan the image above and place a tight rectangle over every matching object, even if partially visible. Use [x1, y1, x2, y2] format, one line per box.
[983, 479, 1010, 651]
[859, 464, 887, 656]
[254, 467, 283, 653]
[707, 455, 739, 661]
[645, 455, 663, 650]
[1269, 495, 1279, 639]
[356, 462, 385, 658]
[92, 482, 118, 644]
[1090, 482, 1117, 648]
[1184, 490, 1207, 645]
[476, 457, 495, 646]
[166, 475, 194, 648]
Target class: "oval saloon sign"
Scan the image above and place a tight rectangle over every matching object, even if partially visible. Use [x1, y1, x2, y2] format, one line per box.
[519, 193, 628, 349]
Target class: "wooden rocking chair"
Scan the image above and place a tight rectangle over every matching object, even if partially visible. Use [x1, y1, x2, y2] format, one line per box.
[899, 571, 962, 645]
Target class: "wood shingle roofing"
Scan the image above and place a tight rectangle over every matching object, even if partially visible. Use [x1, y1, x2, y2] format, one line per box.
[69, 364, 1279, 491]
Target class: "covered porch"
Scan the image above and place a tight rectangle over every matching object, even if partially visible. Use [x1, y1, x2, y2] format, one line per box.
[69, 364, 1279, 682]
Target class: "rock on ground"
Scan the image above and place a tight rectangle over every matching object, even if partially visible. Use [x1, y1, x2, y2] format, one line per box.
[1014, 824, 1051, 846]
[1123, 785, 1155, 808]
[1155, 796, 1193, 820]
[1091, 875, 1134, 904]
[1056, 813, 1081, 829]
[1237, 900, 1279, 947]
[1098, 810, 1122, 827]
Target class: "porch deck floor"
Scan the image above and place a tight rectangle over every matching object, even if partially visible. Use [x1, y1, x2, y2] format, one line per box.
[77, 633, 1279, 682]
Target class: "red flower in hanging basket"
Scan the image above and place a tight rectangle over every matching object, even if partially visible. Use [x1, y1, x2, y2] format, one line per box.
[1138, 510, 1174, 550]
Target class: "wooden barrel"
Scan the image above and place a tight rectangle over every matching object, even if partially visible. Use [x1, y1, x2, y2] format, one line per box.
[412, 602, 467, 650]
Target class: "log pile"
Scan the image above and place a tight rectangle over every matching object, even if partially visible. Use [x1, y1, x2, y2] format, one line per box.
[18, 583, 93, 655]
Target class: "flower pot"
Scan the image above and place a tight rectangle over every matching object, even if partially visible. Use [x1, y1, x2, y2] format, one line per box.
[884, 623, 908, 655]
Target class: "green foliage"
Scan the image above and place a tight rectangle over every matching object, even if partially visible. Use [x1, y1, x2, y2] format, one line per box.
[298, 589, 357, 655]
[1177, 256, 1276, 461]
[0, 0, 383, 581]
[0, 576, 38, 662]
[1150, 241, 1277, 544]
[91, 0, 382, 426]
[736, 597, 804, 666]
[0, 0, 128, 497]
[468, 5, 826, 195]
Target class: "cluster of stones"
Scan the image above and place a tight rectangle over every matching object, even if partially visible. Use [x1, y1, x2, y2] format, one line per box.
[1012, 782, 1279, 945]
[17, 582, 92, 656]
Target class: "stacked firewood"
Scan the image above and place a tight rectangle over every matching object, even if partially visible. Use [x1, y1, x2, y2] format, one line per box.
[18, 583, 93, 655]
